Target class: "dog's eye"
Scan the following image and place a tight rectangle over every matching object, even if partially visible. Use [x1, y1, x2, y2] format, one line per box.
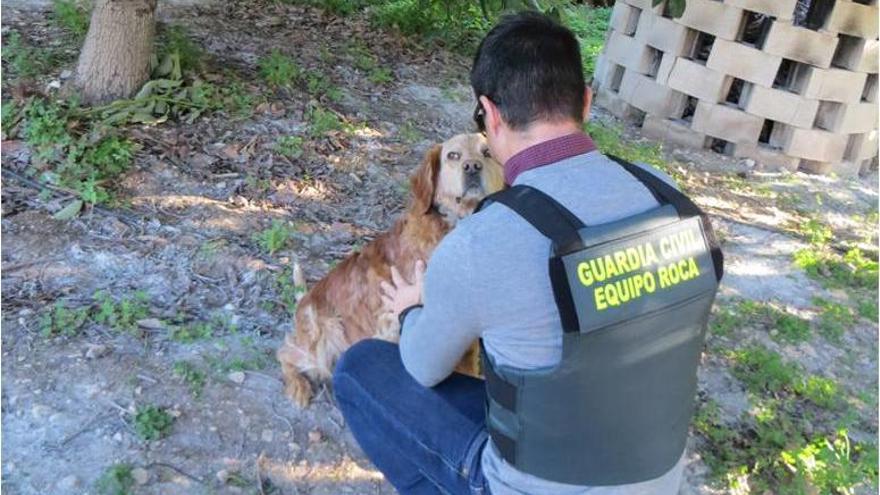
[447, 151, 461, 160]
[482, 148, 491, 158]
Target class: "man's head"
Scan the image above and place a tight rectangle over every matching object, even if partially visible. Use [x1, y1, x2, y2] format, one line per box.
[471, 11, 591, 163]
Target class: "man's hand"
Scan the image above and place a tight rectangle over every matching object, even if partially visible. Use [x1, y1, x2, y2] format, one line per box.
[380, 260, 425, 318]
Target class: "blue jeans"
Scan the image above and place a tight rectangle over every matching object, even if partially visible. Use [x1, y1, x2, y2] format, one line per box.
[333, 339, 491, 495]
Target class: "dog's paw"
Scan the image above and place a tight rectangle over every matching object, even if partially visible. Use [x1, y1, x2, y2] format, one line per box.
[284, 374, 313, 408]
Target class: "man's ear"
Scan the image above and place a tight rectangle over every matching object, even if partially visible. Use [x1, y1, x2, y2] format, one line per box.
[410, 144, 442, 214]
[480, 95, 502, 136]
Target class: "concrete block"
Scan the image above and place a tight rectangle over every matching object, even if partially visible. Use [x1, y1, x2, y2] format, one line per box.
[667, 57, 731, 102]
[609, 2, 641, 36]
[863, 75, 878, 103]
[798, 66, 868, 103]
[707, 39, 783, 87]
[832, 160, 866, 178]
[763, 21, 839, 68]
[635, 13, 696, 56]
[734, 143, 801, 172]
[742, 84, 820, 128]
[860, 156, 879, 175]
[677, 0, 745, 40]
[826, 1, 879, 39]
[603, 30, 654, 74]
[724, 0, 797, 20]
[620, 0, 662, 13]
[781, 128, 849, 162]
[799, 160, 835, 175]
[844, 130, 879, 161]
[815, 101, 879, 134]
[691, 101, 764, 143]
[641, 115, 707, 149]
[595, 88, 640, 121]
[832, 37, 879, 73]
[619, 70, 687, 117]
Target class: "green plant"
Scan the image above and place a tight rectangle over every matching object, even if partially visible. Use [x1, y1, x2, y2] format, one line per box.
[709, 299, 811, 343]
[781, 430, 878, 495]
[813, 297, 856, 344]
[559, 4, 611, 77]
[794, 375, 842, 410]
[95, 463, 135, 495]
[794, 247, 879, 291]
[133, 405, 174, 441]
[729, 346, 800, 395]
[173, 361, 206, 397]
[258, 49, 302, 87]
[254, 220, 293, 254]
[274, 136, 304, 159]
[368, 67, 393, 85]
[585, 120, 684, 184]
[170, 321, 213, 343]
[802, 218, 833, 246]
[93, 290, 150, 333]
[305, 71, 342, 101]
[307, 106, 345, 136]
[398, 120, 423, 144]
[23, 98, 72, 161]
[51, 0, 89, 40]
[39, 302, 89, 337]
[2, 100, 20, 136]
[857, 297, 878, 321]
[157, 25, 202, 74]
[2, 31, 52, 78]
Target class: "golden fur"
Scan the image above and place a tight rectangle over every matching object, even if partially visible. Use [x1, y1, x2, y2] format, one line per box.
[277, 133, 503, 407]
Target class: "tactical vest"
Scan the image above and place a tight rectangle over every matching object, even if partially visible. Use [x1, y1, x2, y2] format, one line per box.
[477, 156, 723, 486]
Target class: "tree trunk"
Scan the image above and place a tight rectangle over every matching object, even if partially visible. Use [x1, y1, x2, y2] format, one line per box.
[74, 0, 157, 104]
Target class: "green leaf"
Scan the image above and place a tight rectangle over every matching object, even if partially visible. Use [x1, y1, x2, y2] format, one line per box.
[668, 0, 687, 17]
[652, 0, 664, 6]
[52, 199, 83, 220]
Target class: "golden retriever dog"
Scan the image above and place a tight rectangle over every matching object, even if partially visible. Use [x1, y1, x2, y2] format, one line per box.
[277, 133, 503, 407]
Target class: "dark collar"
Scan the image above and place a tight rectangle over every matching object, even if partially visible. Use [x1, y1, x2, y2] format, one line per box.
[504, 132, 597, 185]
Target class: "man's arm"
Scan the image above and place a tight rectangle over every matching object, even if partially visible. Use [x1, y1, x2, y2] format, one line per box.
[398, 229, 482, 387]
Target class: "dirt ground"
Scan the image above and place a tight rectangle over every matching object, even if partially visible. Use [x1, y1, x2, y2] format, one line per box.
[1, 2, 878, 494]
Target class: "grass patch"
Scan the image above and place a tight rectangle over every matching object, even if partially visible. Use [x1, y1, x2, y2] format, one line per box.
[157, 25, 203, 74]
[173, 361, 207, 398]
[95, 463, 135, 495]
[729, 346, 800, 395]
[709, 300, 811, 344]
[307, 105, 347, 136]
[857, 298, 878, 321]
[305, 71, 343, 102]
[51, 0, 89, 41]
[584, 120, 683, 184]
[254, 220, 294, 254]
[274, 136, 304, 159]
[794, 247, 878, 291]
[39, 302, 90, 337]
[258, 49, 302, 88]
[170, 321, 213, 343]
[398, 120, 423, 144]
[93, 290, 150, 333]
[133, 405, 174, 441]
[559, 4, 611, 78]
[813, 297, 856, 344]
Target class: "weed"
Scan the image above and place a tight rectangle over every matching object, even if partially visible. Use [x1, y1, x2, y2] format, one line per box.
[170, 321, 213, 343]
[305, 71, 342, 101]
[93, 290, 150, 333]
[259, 49, 302, 87]
[710, 300, 811, 343]
[270, 266, 306, 316]
[158, 25, 202, 74]
[2, 100, 20, 136]
[368, 67, 393, 85]
[133, 405, 173, 441]
[802, 218, 833, 246]
[39, 302, 89, 337]
[51, 0, 89, 40]
[307, 106, 345, 136]
[729, 346, 800, 394]
[24, 98, 72, 162]
[857, 298, 878, 321]
[398, 120, 422, 144]
[370, 0, 490, 52]
[559, 5, 611, 77]
[781, 429, 878, 495]
[95, 463, 134, 495]
[813, 297, 856, 343]
[274, 136, 304, 159]
[794, 376, 842, 410]
[254, 220, 293, 254]
[794, 247, 878, 291]
[584, 121, 683, 184]
[2, 31, 53, 78]
[173, 361, 206, 397]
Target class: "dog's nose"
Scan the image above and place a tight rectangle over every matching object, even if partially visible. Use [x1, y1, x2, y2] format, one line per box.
[464, 161, 482, 175]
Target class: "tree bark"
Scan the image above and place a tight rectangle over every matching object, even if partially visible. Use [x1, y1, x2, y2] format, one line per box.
[74, 0, 158, 104]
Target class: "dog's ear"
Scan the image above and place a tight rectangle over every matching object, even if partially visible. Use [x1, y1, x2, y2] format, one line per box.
[410, 144, 442, 215]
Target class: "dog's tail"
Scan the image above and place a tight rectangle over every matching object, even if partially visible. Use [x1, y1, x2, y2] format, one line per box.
[293, 260, 307, 303]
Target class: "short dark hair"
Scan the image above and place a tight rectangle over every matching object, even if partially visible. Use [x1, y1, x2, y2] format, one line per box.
[470, 11, 585, 130]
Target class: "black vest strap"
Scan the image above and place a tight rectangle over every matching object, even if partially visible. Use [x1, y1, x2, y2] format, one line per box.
[477, 185, 585, 254]
[607, 155, 724, 281]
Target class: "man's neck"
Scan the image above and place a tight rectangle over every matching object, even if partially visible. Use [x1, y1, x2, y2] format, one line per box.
[501, 121, 583, 165]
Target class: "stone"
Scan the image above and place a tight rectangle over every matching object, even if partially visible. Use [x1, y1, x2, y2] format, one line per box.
[308, 429, 323, 444]
[132, 468, 150, 485]
[85, 344, 109, 359]
[228, 371, 245, 384]
[216, 469, 231, 484]
[261, 429, 274, 442]
[57, 475, 80, 490]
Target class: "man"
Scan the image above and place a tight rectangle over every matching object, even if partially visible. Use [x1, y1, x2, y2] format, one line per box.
[333, 11, 704, 495]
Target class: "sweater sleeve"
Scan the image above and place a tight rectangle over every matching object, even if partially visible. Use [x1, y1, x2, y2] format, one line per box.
[399, 227, 481, 387]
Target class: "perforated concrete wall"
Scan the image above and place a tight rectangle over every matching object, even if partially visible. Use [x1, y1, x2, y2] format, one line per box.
[593, 0, 879, 176]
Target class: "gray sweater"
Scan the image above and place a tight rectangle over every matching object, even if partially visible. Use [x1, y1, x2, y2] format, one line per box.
[400, 151, 685, 494]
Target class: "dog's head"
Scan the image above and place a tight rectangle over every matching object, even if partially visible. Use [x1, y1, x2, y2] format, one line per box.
[410, 133, 503, 223]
